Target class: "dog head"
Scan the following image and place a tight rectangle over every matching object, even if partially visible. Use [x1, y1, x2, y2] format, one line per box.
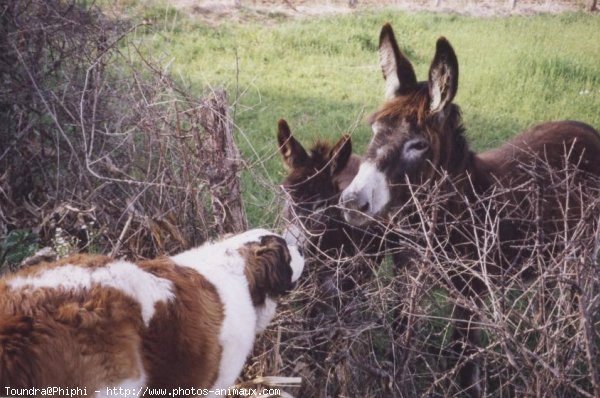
[236, 229, 304, 332]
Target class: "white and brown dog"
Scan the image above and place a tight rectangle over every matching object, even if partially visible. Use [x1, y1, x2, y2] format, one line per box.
[0, 229, 304, 396]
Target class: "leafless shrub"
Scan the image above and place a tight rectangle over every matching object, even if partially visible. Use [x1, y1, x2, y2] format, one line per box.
[246, 154, 600, 397]
[0, 0, 245, 262]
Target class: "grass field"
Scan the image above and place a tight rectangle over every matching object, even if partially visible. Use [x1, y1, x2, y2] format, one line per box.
[126, 4, 600, 226]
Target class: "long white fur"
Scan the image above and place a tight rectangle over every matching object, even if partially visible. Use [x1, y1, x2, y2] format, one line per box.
[255, 298, 278, 334]
[371, 121, 384, 137]
[429, 67, 444, 112]
[170, 228, 304, 396]
[288, 242, 304, 283]
[8, 261, 175, 325]
[282, 222, 304, 250]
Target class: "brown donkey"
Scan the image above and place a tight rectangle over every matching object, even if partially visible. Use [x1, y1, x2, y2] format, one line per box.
[277, 120, 383, 302]
[277, 119, 384, 288]
[339, 24, 600, 396]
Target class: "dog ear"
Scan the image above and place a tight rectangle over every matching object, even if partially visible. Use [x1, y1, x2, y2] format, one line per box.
[243, 235, 294, 306]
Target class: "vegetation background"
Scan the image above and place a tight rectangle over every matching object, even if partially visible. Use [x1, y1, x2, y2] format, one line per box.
[1, 1, 599, 396]
[111, 0, 600, 226]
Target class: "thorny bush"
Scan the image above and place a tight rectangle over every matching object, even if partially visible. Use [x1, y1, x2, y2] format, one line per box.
[0, 0, 243, 268]
[248, 157, 600, 397]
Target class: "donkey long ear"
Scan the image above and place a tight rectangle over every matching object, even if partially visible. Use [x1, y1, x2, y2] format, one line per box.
[379, 23, 417, 99]
[428, 37, 459, 114]
[277, 119, 309, 169]
[328, 134, 352, 176]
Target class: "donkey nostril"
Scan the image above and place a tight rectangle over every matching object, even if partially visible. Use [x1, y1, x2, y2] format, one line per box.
[340, 192, 355, 207]
[359, 202, 369, 213]
[340, 191, 369, 213]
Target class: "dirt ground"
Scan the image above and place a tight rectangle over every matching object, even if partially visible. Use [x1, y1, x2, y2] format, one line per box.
[171, 0, 590, 24]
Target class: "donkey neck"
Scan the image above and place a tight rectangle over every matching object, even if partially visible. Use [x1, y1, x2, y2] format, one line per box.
[462, 151, 496, 196]
[433, 121, 495, 201]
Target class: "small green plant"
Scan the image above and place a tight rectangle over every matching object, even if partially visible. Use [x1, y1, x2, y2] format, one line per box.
[0, 230, 39, 271]
[51, 227, 79, 259]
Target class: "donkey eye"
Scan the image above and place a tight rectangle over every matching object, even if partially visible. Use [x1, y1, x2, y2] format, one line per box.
[402, 138, 430, 161]
[406, 140, 429, 152]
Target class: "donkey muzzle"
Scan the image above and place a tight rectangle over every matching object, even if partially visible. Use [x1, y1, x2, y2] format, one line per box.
[339, 190, 372, 226]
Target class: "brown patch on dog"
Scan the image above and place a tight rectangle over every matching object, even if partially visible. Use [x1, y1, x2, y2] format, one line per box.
[240, 235, 294, 306]
[0, 255, 225, 391]
[138, 257, 224, 389]
[0, 280, 144, 390]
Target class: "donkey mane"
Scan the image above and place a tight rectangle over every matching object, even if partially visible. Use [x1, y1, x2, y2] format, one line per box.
[368, 84, 431, 124]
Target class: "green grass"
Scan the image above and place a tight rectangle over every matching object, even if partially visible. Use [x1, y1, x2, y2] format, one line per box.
[129, 7, 600, 226]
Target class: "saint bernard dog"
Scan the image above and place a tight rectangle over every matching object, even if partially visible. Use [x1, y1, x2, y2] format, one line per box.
[0, 229, 304, 397]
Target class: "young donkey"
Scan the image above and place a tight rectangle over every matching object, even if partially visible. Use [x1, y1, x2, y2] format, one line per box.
[340, 24, 600, 396]
[0, 229, 304, 397]
[277, 119, 384, 288]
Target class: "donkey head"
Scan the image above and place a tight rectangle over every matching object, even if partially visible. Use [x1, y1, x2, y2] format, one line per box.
[277, 119, 356, 255]
[340, 23, 467, 226]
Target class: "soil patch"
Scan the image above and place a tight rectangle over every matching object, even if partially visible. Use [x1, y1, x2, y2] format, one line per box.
[171, 0, 586, 25]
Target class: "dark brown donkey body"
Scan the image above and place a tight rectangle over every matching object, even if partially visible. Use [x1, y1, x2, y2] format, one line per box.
[339, 24, 600, 397]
